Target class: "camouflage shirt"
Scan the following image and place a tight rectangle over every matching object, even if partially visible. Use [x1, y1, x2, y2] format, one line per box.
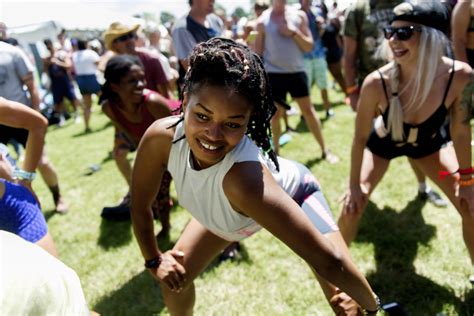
[343, 0, 403, 84]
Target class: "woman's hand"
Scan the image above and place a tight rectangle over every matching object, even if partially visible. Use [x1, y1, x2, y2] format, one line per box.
[330, 289, 364, 316]
[342, 183, 368, 215]
[149, 250, 186, 292]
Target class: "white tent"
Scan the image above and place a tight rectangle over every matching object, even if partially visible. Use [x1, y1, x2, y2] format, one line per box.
[8, 20, 62, 47]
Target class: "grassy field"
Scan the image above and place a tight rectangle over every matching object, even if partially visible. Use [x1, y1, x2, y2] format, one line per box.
[30, 88, 474, 315]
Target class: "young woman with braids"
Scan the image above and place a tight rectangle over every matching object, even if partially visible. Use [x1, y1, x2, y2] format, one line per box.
[99, 54, 178, 236]
[338, 1, 474, 281]
[131, 37, 380, 315]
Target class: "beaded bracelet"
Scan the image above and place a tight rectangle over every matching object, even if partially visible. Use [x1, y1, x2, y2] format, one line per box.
[459, 178, 474, 187]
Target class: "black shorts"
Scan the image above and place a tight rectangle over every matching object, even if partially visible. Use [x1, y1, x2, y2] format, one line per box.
[366, 125, 450, 160]
[268, 72, 309, 106]
[0, 125, 28, 147]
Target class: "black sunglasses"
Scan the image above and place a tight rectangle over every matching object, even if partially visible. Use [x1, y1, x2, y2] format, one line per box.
[383, 25, 422, 41]
[114, 32, 136, 43]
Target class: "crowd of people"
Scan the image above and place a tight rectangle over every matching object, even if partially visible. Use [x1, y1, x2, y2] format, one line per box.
[0, 0, 473, 314]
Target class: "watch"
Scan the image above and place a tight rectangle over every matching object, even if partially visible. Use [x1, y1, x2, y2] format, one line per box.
[144, 256, 162, 269]
[12, 168, 36, 181]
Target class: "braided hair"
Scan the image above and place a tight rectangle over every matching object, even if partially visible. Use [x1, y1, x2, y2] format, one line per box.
[173, 37, 279, 170]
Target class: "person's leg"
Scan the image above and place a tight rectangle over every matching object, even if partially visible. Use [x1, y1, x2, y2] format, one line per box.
[35, 231, 58, 257]
[82, 94, 92, 131]
[37, 149, 69, 213]
[314, 58, 332, 117]
[113, 133, 133, 187]
[161, 218, 231, 315]
[410, 146, 474, 265]
[271, 104, 284, 154]
[153, 171, 173, 239]
[408, 158, 447, 207]
[338, 149, 390, 244]
[327, 60, 346, 93]
[293, 96, 329, 155]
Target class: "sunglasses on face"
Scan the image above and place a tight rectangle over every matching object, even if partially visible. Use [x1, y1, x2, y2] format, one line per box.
[114, 32, 136, 43]
[383, 25, 422, 41]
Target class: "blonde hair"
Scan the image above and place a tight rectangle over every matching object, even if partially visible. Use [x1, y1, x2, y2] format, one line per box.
[377, 26, 448, 141]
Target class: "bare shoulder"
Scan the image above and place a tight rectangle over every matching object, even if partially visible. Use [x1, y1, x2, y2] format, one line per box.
[443, 57, 472, 88]
[361, 65, 391, 94]
[223, 161, 266, 206]
[144, 115, 180, 140]
[138, 116, 182, 168]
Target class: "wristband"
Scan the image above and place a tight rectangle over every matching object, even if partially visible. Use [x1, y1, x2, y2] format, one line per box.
[440, 167, 474, 180]
[459, 178, 474, 187]
[12, 168, 36, 181]
[144, 255, 162, 269]
[364, 294, 381, 315]
[346, 84, 359, 95]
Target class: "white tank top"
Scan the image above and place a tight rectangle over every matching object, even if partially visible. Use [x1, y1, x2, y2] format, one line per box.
[167, 122, 300, 241]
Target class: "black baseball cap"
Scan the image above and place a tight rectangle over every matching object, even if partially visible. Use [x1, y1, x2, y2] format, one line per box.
[391, 0, 449, 35]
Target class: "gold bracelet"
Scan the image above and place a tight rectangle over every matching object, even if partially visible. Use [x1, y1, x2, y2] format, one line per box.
[459, 178, 474, 187]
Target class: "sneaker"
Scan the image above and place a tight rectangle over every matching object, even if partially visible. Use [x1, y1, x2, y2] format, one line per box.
[218, 242, 241, 262]
[417, 189, 448, 207]
[101, 204, 130, 221]
[101, 193, 131, 221]
[279, 133, 292, 146]
[326, 109, 335, 120]
[55, 197, 69, 214]
[322, 149, 339, 164]
[58, 114, 66, 127]
[74, 113, 82, 124]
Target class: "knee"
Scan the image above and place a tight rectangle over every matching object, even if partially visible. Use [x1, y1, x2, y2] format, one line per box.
[113, 148, 129, 161]
[161, 279, 195, 297]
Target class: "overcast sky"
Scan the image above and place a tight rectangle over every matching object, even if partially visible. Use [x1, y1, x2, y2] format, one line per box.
[1, 0, 351, 29]
[1, 0, 252, 28]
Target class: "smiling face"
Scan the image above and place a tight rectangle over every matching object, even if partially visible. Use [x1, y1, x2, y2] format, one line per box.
[112, 64, 146, 105]
[111, 32, 137, 54]
[183, 84, 253, 170]
[388, 21, 421, 65]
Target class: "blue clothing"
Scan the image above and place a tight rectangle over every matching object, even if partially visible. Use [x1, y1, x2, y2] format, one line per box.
[304, 8, 326, 59]
[0, 179, 47, 243]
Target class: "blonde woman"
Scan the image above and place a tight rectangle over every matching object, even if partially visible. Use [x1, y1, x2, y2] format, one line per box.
[338, 0, 474, 281]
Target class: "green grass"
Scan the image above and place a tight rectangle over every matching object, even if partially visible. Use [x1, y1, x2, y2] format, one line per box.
[31, 88, 474, 315]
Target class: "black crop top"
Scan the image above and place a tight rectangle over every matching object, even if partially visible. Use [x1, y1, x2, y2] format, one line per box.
[376, 61, 454, 144]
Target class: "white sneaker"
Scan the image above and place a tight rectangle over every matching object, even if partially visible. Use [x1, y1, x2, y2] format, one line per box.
[74, 113, 82, 124]
[58, 115, 66, 127]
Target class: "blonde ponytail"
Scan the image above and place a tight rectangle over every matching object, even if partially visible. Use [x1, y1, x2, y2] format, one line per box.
[387, 63, 404, 141]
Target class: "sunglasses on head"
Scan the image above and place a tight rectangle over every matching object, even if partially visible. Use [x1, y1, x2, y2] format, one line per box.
[114, 32, 136, 43]
[383, 25, 422, 41]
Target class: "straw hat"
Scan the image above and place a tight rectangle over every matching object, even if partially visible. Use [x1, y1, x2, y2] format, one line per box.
[103, 22, 140, 51]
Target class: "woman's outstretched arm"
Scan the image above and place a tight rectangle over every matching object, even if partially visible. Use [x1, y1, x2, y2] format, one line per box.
[223, 162, 379, 312]
[0, 97, 47, 173]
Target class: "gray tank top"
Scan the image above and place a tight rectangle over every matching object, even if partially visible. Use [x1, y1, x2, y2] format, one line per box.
[262, 7, 305, 73]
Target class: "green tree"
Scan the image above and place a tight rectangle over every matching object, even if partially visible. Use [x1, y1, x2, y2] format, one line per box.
[232, 6, 248, 18]
[160, 11, 175, 25]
